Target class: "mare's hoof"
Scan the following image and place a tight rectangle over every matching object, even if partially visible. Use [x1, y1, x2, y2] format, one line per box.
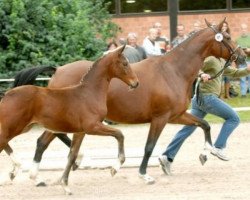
[199, 154, 207, 165]
[138, 173, 155, 185]
[110, 168, 117, 177]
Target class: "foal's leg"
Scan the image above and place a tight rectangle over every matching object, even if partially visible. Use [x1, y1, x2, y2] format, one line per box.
[55, 134, 83, 171]
[88, 122, 125, 176]
[60, 133, 85, 195]
[4, 144, 21, 181]
[171, 112, 212, 165]
[139, 116, 168, 184]
[0, 140, 21, 185]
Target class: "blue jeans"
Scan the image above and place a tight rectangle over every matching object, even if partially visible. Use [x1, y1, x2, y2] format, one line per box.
[163, 94, 240, 161]
[239, 61, 250, 96]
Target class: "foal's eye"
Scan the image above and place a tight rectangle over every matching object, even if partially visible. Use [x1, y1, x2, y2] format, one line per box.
[123, 61, 128, 66]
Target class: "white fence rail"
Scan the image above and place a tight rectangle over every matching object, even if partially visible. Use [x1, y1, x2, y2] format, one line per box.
[0, 77, 51, 82]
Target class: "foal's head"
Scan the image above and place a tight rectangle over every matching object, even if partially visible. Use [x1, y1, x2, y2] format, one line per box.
[205, 18, 246, 66]
[105, 45, 139, 89]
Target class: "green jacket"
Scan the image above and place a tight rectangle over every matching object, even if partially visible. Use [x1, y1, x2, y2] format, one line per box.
[199, 56, 250, 96]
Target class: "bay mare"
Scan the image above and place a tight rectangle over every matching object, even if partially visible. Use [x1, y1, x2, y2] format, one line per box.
[11, 19, 246, 185]
[0, 45, 139, 195]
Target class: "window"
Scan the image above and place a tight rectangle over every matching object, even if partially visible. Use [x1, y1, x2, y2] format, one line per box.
[179, 0, 227, 11]
[103, 0, 116, 14]
[232, 0, 250, 9]
[120, 0, 168, 14]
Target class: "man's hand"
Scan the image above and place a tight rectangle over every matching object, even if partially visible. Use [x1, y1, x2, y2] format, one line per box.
[200, 73, 211, 82]
[243, 48, 250, 56]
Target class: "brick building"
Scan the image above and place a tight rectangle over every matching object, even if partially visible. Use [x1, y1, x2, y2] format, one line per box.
[106, 0, 250, 45]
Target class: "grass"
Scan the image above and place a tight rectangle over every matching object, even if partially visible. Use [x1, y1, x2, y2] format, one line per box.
[204, 83, 250, 123]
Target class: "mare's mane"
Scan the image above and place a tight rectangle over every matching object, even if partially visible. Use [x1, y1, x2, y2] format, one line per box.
[173, 28, 207, 50]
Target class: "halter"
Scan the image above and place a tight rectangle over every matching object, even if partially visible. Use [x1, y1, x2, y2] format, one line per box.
[208, 26, 240, 80]
[210, 26, 240, 62]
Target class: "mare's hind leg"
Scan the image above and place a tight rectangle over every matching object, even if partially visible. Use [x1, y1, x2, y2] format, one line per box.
[139, 116, 168, 184]
[171, 112, 212, 165]
[30, 131, 57, 186]
[30, 131, 81, 187]
[88, 122, 125, 176]
[60, 133, 85, 195]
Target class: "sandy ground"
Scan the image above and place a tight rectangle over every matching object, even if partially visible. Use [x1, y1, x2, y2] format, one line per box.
[0, 122, 250, 200]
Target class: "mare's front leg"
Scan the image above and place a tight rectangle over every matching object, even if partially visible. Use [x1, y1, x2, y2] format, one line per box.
[60, 133, 85, 195]
[139, 116, 168, 184]
[171, 112, 212, 165]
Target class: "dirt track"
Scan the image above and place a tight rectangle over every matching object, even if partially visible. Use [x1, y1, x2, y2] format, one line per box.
[0, 123, 250, 200]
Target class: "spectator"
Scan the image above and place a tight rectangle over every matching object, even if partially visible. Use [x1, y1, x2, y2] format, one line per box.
[142, 28, 162, 57]
[123, 45, 143, 63]
[106, 41, 118, 51]
[153, 22, 169, 54]
[188, 20, 202, 37]
[105, 40, 142, 63]
[127, 32, 147, 60]
[236, 23, 250, 97]
[171, 24, 188, 48]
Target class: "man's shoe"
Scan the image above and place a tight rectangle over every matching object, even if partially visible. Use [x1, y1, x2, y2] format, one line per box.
[158, 155, 172, 175]
[211, 147, 230, 161]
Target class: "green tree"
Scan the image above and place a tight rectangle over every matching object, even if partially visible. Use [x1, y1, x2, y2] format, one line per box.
[0, 0, 119, 78]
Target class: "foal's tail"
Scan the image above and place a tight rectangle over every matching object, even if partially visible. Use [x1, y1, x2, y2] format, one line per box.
[12, 66, 56, 88]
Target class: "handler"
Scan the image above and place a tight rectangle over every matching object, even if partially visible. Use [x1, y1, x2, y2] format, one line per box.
[159, 55, 250, 175]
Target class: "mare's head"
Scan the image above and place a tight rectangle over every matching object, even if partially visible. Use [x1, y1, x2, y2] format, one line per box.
[205, 18, 246, 66]
[104, 45, 139, 89]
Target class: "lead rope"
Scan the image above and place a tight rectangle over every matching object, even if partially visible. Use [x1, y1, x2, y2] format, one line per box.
[195, 58, 231, 105]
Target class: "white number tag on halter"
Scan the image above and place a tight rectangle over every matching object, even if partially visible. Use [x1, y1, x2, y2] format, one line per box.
[215, 33, 223, 42]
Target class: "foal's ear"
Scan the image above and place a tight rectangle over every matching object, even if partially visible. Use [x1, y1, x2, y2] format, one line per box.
[116, 44, 126, 55]
[217, 17, 227, 32]
[205, 19, 212, 27]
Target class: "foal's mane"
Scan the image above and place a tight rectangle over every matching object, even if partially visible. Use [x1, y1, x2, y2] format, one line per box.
[80, 55, 104, 84]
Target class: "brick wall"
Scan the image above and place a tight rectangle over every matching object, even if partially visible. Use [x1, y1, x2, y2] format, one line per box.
[112, 12, 250, 45]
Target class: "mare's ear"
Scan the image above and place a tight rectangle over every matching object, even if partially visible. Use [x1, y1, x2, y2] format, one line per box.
[205, 19, 212, 27]
[116, 44, 126, 55]
[217, 17, 227, 32]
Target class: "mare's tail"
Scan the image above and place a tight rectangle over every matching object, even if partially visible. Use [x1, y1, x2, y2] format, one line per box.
[12, 66, 56, 88]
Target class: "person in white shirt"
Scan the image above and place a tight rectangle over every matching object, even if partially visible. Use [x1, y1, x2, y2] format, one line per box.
[142, 28, 162, 57]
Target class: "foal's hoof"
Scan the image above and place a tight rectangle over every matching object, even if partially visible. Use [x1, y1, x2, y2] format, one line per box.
[9, 172, 15, 181]
[199, 154, 207, 165]
[36, 181, 47, 187]
[110, 168, 117, 177]
[72, 163, 79, 171]
[138, 173, 155, 185]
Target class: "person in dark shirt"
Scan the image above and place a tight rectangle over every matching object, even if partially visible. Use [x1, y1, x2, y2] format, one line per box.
[127, 32, 147, 60]
[153, 22, 170, 54]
